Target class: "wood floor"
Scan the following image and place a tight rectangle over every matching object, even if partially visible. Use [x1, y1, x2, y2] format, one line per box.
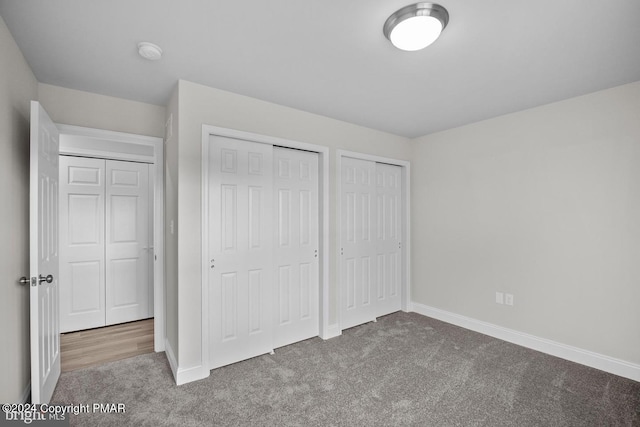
[60, 318, 154, 372]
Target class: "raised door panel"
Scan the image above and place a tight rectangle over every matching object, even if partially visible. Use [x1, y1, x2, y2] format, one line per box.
[105, 160, 150, 325]
[340, 157, 377, 330]
[59, 156, 106, 332]
[375, 163, 402, 316]
[209, 135, 273, 369]
[273, 147, 319, 348]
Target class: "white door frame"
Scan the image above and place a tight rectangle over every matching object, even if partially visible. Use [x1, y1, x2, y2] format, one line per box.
[336, 150, 411, 330]
[56, 124, 165, 352]
[201, 125, 330, 374]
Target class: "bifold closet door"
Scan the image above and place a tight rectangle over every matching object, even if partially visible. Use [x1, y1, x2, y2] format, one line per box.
[105, 160, 151, 325]
[60, 157, 152, 332]
[340, 159, 403, 330]
[208, 135, 274, 369]
[340, 157, 377, 330]
[273, 147, 319, 349]
[59, 156, 106, 333]
[375, 163, 402, 317]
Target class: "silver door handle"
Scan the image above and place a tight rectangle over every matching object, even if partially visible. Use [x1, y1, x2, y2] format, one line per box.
[19, 276, 38, 286]
[39, 274, 53, 284]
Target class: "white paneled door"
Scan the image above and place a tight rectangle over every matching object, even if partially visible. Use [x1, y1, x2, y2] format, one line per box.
[59, 156, 106, 332]
[340, 157, 378, 330]
[105, 160, 151, 325]
[60, 157, 152, 331]
[273, 147, 319, 348]
[340, 158, 404, 330]
[30, 101, 60, 404]
[375, 163, 402, 317]
[208, 135, 274, 369]
[206, 136, 322, 369]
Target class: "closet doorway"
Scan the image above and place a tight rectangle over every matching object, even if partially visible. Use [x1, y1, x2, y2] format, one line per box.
[59, 156, 153, 332]
[337, 150, 411, 331]
[57, 125, 165, 351]
[201, 126, 330, 372]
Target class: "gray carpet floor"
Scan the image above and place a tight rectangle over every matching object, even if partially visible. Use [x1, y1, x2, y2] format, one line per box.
[51, 312, 640, 426]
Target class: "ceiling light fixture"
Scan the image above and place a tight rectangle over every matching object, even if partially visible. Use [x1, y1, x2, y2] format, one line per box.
[383, 3, 449, 51]
[138, 42, 163, 61]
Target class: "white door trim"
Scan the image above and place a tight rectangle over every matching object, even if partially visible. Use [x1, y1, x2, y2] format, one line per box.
[336, 150, 411, 330]
[57, 124, 157, 163]
[56, 124, 165, 352]
[201, 125, 330, 376]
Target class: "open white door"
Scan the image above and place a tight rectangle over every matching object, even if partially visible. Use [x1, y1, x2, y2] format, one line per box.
[29, 101, 61, 404]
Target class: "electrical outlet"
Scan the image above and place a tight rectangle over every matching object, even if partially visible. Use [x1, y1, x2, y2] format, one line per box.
[495, 292, 504, 304]
[505, 293, 514, 306]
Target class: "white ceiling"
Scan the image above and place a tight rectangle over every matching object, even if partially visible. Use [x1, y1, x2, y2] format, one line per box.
[1, 0, 640, 138]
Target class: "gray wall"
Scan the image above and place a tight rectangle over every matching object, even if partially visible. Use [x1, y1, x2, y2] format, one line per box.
[38, 83, 165, 138]
[411, 81, 640, 365]
[174, 80, 413, 370]
[0, 14, 38, 403]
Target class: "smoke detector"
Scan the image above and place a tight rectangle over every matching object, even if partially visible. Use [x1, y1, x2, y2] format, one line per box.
[138, 42, 163, 61]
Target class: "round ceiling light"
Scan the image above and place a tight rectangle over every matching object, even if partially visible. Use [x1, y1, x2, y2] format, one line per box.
[138, 42, 163, 61]
[383, 3, 449, 51]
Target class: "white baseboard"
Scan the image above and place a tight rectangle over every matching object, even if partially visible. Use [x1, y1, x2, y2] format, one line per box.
[164, 338, 209, 386]
[175, 364, 208, 386]
[411, 302, 640, 382]
[21, 383, 31, 404]
[321, 323, 342, 340]
[164, 338, 178, 382]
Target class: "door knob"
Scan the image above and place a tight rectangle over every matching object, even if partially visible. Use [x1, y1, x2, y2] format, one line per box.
[39, 274, 53, 284]
[19, 277, 38, 286]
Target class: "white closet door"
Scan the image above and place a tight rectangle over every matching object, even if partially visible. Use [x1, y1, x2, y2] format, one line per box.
[273, 147, 319, 348]
[208, 135, 273, 369]
[375, 163, 402, 316]
[105, 160, 150, 325]
[340, 157, 377, 330]
[59, 157, 106, 332]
